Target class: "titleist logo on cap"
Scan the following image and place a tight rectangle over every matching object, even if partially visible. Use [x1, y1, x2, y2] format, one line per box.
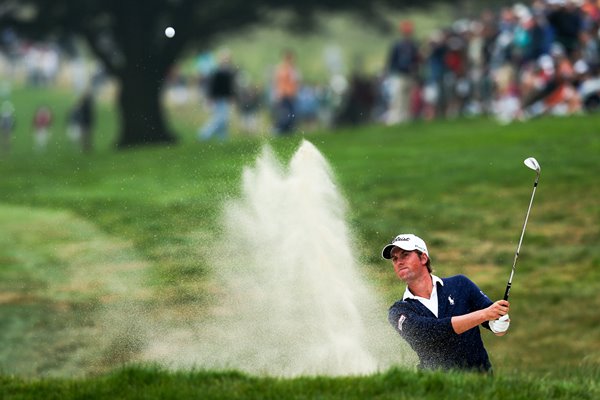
[382, 233, 429, 260]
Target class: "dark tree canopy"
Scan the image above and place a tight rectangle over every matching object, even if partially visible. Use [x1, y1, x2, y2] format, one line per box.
[0, 0, 439, 148]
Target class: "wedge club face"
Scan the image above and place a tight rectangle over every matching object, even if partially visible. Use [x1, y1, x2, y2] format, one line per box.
[524, 157, 541, 173]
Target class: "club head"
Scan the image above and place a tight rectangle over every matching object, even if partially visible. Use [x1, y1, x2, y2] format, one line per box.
[524, 157, 541, 173]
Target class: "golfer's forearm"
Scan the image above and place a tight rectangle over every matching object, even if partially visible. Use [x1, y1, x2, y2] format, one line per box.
[451, 310, 487, 334]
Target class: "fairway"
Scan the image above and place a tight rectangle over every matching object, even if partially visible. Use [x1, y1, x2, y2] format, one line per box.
[1, 97, 599, 397]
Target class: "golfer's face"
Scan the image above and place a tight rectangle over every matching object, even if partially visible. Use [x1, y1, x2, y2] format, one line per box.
[391, 247, 423, 282]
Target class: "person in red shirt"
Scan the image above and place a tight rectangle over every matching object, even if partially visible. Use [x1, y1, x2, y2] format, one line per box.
[32, 105, 53, 152]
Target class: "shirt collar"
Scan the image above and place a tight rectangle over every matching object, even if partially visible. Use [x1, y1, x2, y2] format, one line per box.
[403, 274, 444, 300]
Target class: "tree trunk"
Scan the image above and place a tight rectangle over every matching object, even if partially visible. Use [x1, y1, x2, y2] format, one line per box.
[116, 68, 176, 148]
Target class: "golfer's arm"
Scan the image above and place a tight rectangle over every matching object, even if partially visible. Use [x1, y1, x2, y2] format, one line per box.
[451, 309, 488, 335]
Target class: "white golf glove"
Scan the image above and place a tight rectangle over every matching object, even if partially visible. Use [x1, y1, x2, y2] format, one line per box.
[489, 314, 510, 334]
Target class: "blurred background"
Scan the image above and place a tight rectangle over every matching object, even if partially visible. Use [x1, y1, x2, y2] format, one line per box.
[1, 0, 598, 153]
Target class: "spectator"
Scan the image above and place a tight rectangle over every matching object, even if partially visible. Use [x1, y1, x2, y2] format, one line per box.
[576, 62, 600, 111]
[335, 67, 377, 126]
[32, 105, 53, 152]
[513, 4, 548, 65]
[67, 98, 82, 147]
[580, 0, 600, 30]
[1, 100, 15, 154]
[547, 0, 584, 58]
[385, 20, 420, 124]
[273, 49, 300, 135]
[423, 30, 447, 120]
[78, 90, 96, 153]
[67, 90, 95, 152]
[195, 51, 217, 106]
[296, 83, 320, 131]
[521, 54, 559, 113]
[490, 7, 518, 70]
[492, 64, 521, 123]
[198, 49, 237, 141]
[579, 30, 600, 67]
[522, 43, 582, 118]
[236, 77, 263, 136]
[444, 28, 469, 118]
[465, 21, 486, 116]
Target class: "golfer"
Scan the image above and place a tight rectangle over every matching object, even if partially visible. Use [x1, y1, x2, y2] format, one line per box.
[383, 234, 510, 372]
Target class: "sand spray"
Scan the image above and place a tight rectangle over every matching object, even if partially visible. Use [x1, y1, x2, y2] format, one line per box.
[143, 140, 414, 376]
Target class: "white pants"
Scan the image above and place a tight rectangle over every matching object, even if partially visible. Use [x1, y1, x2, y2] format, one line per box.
[386, 74, 413, 125]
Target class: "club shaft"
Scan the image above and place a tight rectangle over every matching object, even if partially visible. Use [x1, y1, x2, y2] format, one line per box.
[504, 174, 539, 301]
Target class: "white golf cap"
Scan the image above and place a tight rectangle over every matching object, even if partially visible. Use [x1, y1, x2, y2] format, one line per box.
[382, 234, 429, 260]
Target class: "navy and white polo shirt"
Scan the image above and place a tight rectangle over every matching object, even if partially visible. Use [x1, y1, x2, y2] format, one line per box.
[388, 274, 494, 372]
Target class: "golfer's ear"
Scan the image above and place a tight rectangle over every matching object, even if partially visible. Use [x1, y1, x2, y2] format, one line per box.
[420, 252, 429, 265]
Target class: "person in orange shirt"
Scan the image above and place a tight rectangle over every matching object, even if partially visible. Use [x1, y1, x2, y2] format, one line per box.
[273, 49, 300, 135]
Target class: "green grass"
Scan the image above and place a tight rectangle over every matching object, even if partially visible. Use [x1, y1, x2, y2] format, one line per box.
[1, 83, 599, 397]
[1, 366, 599, 400]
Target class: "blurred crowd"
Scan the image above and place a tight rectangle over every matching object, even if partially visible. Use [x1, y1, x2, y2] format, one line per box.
[383, 0, 600, 124]
[398, 0, 600, 124]
[184, 0, 600, 139]
[403, 0, 600, 124]
[0, 33, 103, 154]
[2, 0, 600, 150]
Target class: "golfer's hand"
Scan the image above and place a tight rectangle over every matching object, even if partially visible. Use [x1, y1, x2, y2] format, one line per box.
[483, 300, 510, 321]
[489, 314, 510, 334]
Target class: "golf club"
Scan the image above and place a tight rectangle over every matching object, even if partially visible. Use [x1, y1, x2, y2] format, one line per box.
[503, 157, 541, 301]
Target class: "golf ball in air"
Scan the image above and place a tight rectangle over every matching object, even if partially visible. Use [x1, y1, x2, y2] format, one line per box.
[165, 27, 175, 38]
